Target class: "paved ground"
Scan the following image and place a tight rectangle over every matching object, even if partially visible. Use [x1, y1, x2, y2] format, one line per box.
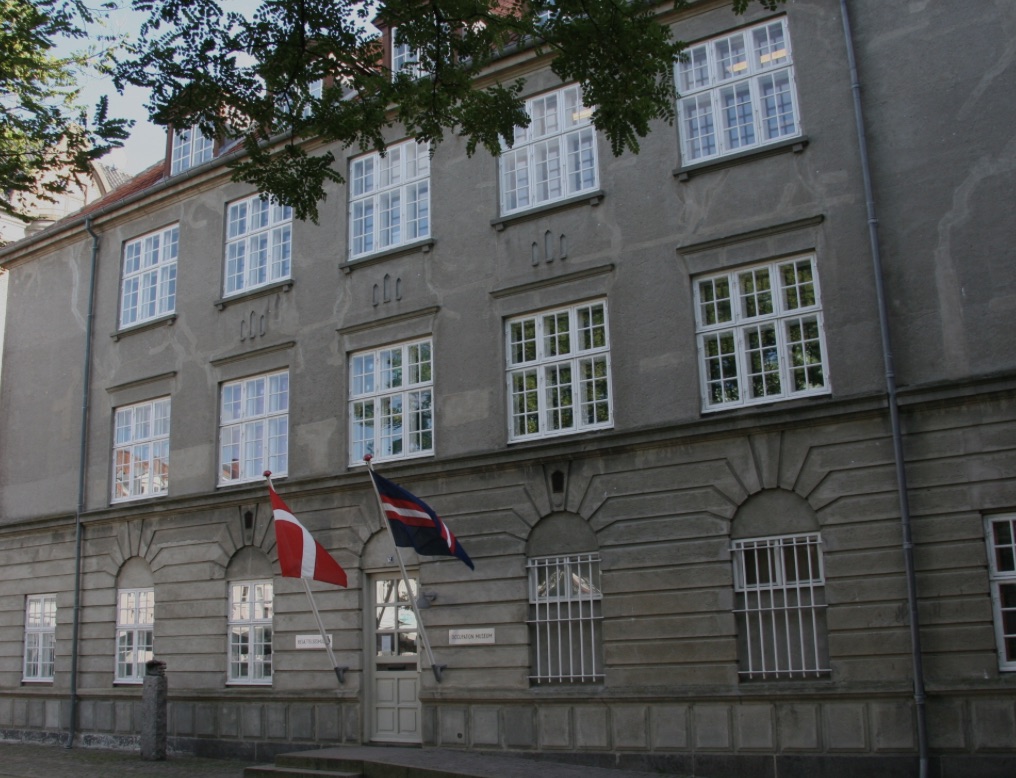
[0, 742, 250, 778]
[0, 742, 680, 778]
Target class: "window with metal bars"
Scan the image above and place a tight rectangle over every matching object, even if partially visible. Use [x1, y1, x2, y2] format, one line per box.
[527, 553, 603, 684]
[732, 533, 829, 680]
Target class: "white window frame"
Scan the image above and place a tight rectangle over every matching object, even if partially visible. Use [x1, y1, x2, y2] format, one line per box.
[527, 553, 603, 683]
[675, 17, 801, 164]
[115, 588, 154, 684]
[391, 28, 423, 80]
[224, 195, 293, 296]
[349, 139, 430, 259]
[112, 397, 170, 502]
[694, 255, 829, 411]
[349, 338, 434, 465]
[23, 594, 56, 682]
[506, 300, 612, 442]
[228, 580, 273, 684]
[219, 371, 289, 485]
[986, 515, 1016, 671]
[170, 124, 214, 174]
[500, 83, 599, 216]
[732, 533, 829, 680]
[119, 225, 178, 329]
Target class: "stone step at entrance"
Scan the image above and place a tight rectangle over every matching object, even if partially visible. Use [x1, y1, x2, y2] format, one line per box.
[243, 746, 676, 778]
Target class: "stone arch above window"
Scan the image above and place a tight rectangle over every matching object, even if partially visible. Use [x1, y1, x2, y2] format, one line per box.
[526, 511, 598, 557]
[226, 545, 274, 579]
[117, 556, 154, 589]
[362, 530, 421, 571]
[731, 489, 819, 540]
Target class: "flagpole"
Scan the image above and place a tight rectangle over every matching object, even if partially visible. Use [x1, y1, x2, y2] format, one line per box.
[363, 456, 444, 683]
[265, 471, 348, 686]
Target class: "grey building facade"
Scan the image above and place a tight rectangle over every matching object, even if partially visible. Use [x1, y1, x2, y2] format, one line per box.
[1, 2, 1014, 776]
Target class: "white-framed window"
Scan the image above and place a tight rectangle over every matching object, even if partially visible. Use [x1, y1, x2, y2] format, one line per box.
[500, 83, 598, 216]
[228, 580, 273, 684]
[23, 594, 56, 682]
[219, 371, 289, 484]
[224, 195, 293, 296]
[350, 339, 434, 464]
[119, 225, 178, 329]
[349, 139, 430, 259]
[507, 300, 612, 442]
[391, 29, 423, 80]
[986, 515, 1016, 671]
[694, 255, 829, 411]
[112, 397, 170, 502]
[675, 17, 800, 164]
[170, 124, 214, 174]
[527, 553, 603, 683]
[115, 588, 154, 683]
[732, 533, 829, 680]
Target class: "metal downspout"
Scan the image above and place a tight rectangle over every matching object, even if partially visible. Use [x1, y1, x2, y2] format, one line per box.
[66, 217, 100, 747]
[839, 2, 929, 775]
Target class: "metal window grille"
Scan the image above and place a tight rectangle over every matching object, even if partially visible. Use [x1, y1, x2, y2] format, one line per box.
[732, 533, 829, 680]
[527, 553, 603, 683]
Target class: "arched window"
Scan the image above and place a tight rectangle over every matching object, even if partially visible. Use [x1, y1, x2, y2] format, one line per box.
[526, 513, 603, 684]
[115, 557, 155, 683]
[731, 490, 829, 680]
[226, 547, 274, 685]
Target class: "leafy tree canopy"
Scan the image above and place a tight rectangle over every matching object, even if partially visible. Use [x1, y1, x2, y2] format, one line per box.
[116, 0, 783, 222]
[0, 0, 132, 223]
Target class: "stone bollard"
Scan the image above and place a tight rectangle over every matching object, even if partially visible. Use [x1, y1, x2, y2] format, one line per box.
[140, 659, 167, 761]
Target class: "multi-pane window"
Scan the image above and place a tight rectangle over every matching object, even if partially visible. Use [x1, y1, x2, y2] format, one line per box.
[219, 371, 289, 484]
[391, 29, 423, 80]
[732, 533, 829, 680]
[170, 124, 214, 174]
[115, 588, 154, 683]
[120, 225, 178, 329]
[374, 577, 419, 660]
[500, 84, 598, 215]
[112, 397, 170, 502]
[675, 18, 800, 164]
[350, 339, 433, 464]
[986, 515, 1016, 671]
[694, 255, 828, 411]
[349, 139, 430, 259]
[507, 301, 612, 442]
[527, 553, 603, 683]
[228, 580, 273, 684]
[224, 196, 293, 296]
[23, 594, 56, 682]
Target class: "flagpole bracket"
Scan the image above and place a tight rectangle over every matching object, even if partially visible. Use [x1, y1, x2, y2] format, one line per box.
[431, 664, 447, 683]
[334, 666, 349, 684]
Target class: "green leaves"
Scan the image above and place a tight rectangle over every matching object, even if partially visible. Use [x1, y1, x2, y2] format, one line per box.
[0, 0, 131, 225]
[114, 0, 785, 222]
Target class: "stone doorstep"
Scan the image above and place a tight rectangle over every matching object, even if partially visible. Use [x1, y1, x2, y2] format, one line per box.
[247, 747, 671, 778]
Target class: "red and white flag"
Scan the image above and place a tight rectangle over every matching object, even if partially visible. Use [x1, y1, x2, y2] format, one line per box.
[268, 483, 347, 587]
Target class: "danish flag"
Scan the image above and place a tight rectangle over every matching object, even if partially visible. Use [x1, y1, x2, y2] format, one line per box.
[268, 481, 347, 587]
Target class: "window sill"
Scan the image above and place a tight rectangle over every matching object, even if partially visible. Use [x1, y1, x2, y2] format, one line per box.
[492, 190, 605, 232]
[700, 388, 831, 415]
[215, 279, 294, 311]
[674, 136, 809, 182]
[111, 314, 177, 342]
[341, 238, 435, 275]
[111, 493, 169, 507]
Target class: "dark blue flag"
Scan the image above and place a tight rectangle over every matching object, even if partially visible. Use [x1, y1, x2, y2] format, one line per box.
[370, 471, 474, 570]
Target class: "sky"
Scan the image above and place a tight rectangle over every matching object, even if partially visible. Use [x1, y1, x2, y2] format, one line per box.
[74, 6, 167, 175]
